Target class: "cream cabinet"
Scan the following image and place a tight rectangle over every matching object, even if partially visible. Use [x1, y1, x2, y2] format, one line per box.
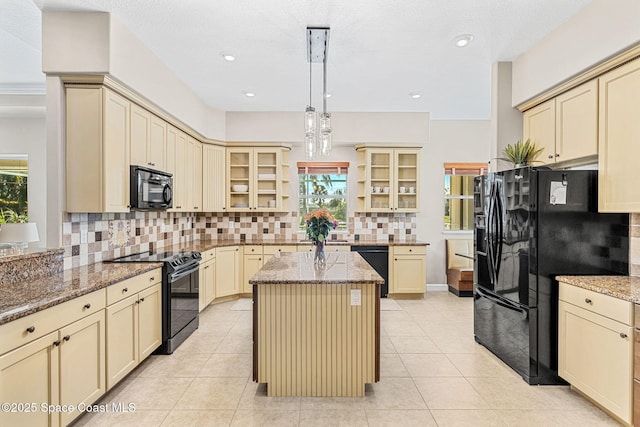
[66, 86, 131, 213]
[106, 270, 162, 389]
[355, 145, 420, 213]
[0, 290, 107, 427]
[130, 104, 152, 168]
[243, 245, 264, 294]
[202, 143, 226, 212]
[598, 57, 640, 212]
[554, 80, 598, 163]
[167, 126, 188, 211]
[216, 246, 241, 298]
[148, 115, 167, 171]
[199, 250, 216, 312]
[558, 282, 633, 424]
[188, 137, 203, 212]
[523, 98, 556, 165]
[389, 245, 426, 295]
[226, 146, 290, 212]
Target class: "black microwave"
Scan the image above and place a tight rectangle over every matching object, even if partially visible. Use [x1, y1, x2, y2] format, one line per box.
[130, 165, 173, 210]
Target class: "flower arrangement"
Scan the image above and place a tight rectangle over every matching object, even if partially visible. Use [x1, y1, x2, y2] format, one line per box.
[305, 208, 338, 244]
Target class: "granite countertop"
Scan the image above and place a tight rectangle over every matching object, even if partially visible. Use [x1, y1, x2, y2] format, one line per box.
[0, 262, 162, 325]
[164, 238, 429, 253]
[557, 275, 640, 304]
[249, 252, 384, 285]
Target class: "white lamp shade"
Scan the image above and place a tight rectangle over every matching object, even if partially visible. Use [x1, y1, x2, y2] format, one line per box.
[0, 223, 40, 243]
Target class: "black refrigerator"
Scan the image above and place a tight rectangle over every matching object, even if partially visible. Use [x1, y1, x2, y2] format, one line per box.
[473, 167, 628, 385]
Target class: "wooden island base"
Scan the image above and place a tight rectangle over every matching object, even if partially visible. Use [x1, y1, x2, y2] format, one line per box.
[251, 252, 382, 397]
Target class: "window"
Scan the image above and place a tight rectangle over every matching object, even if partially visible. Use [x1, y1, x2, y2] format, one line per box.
[444, 162, 487, 231]
[298, 162, 348, 231]
[0, 155, 28, 223]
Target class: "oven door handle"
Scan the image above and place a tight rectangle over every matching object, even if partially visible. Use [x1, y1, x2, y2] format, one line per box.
[169, 264, 200, 282]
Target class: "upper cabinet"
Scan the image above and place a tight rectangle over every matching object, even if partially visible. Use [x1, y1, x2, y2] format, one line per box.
[202, 143, 226, 212]
[523, 80, 598, 167]
[355, 145, 420, 213]
[598, 57, 640, 212]
[226, 145, 290, 212]
[555, 80, 598, 163]
[130, 105, 167, 171]
[66, 86, 131, 213]
[523, 99, 556, 164]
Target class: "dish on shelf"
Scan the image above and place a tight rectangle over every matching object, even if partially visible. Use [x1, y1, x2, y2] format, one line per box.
[233, 203, 249, 208]
[232, 184, 249, 192]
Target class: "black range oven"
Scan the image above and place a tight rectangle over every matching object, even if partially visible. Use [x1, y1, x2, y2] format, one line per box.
[108, 250, 201, 354]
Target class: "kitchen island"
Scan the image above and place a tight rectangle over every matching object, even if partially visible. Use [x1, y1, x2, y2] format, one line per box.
[249, 251, 383, 397]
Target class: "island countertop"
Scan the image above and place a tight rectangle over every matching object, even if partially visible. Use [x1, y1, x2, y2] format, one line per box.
[249, 252, 384, 285]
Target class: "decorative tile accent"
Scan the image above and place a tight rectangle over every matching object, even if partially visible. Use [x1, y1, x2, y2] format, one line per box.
[61, 210, 419, 269]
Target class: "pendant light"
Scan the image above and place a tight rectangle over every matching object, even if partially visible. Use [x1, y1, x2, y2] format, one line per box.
[305, 27, 331, 159]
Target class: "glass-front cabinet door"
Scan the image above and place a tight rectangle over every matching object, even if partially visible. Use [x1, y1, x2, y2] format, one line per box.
[227, 148, 252, 212]
[367, 149, 393, 212]
[394, 149, 419, 213]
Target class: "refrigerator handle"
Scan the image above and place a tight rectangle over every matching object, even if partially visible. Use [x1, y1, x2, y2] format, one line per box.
[476, 286, 528, 319]
[486, 184, 496, 286]
[494, 184, 503, 277]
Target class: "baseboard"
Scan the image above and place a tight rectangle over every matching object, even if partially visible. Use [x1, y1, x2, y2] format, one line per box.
[426, 284, 448, 292]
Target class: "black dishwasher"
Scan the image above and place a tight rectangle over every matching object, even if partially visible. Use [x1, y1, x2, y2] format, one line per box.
[351, 246, 389, 297]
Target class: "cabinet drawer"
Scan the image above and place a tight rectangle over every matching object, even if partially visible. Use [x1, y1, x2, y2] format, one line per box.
[244, 245, 263, 255]
[324, 245, 350, 252]
[559, 282, 632, 326]
[264, 245, 297, 255]
[107, 269, 162, 306]
[0, 288, 106, 356]
[201, 249, 215, 261]
[392, 245, 426, 255]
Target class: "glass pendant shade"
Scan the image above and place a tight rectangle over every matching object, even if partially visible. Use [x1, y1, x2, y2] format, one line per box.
[305, 133, 316, 159]
[305, 106, 317, 134]
[319, 132, 332, 156]
[320, 113, 331, 134]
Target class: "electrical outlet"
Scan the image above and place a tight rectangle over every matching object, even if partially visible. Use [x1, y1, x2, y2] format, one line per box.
[80, 230, 88, 244]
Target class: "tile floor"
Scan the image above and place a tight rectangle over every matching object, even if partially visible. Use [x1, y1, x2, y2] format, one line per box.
[74, 292, 619, 426]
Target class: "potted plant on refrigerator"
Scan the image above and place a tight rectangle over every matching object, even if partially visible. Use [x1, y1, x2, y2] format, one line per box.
[500, 139, 544, 167]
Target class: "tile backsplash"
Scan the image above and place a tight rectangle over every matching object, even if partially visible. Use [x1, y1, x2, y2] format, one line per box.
[62, 211, 418, 269]
[631, 213, 640, 277]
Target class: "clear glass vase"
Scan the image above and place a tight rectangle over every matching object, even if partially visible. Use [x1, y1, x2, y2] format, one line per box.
[314, 241, 326, 266]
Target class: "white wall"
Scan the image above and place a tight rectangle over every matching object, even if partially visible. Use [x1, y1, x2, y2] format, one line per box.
[423, 120, 491, 284]
[512, 0, 640, 106]
[0, 103, 47, 246]
[491, 62, 523, 172]
[42, 11, 226, 140]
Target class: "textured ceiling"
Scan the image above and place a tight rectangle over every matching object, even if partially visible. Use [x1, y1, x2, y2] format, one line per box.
[2, 0, 592, 118]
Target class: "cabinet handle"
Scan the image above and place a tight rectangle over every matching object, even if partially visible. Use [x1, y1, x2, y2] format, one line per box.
[204, 265, 209, 269]
[194, 207, 199, 209]
[584, 298, 592, 304]
[53, 340, 61, 347]
[395, 258, 398, 261]
[259, 258, 262, 261]
[620, 332, 628, 339]
[140, 297, 145, 302]
[83, 303, 91, 309]
[63, 335, 71, 342]
[123, 287, 129, 293]
[26, 326, 35, 333]
[409, 249, 412, 252]
[555, 154, 560, 158]
[135, 300, 140, 304]
[548, 155, 553, 159]
[150, 277, 155, 281]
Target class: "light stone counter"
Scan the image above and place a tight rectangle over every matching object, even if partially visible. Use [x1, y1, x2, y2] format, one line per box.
[557, 275, 640, 304]
[249, 251, 384, 285]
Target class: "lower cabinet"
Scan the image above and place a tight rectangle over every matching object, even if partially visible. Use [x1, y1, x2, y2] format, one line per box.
[106, 273, 162, 390]
[0, 307, 106, 427]
[243, 246, 264, 294]
[558, 282, 633, 424]
[199, 255, 216, 312]
[389, 245, 427, 295]
[216, 246, 240, 298]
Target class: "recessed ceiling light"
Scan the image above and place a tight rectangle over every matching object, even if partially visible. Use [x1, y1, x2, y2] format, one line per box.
[409, 92, 421, 99]
[243, 91, 255, 97]
[221, 51, 236, 61]
[454, 34, 474, 47]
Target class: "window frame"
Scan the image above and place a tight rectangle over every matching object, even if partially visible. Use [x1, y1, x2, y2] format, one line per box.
[298, 162, 349, 231]
[444, 162, 487, 232]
